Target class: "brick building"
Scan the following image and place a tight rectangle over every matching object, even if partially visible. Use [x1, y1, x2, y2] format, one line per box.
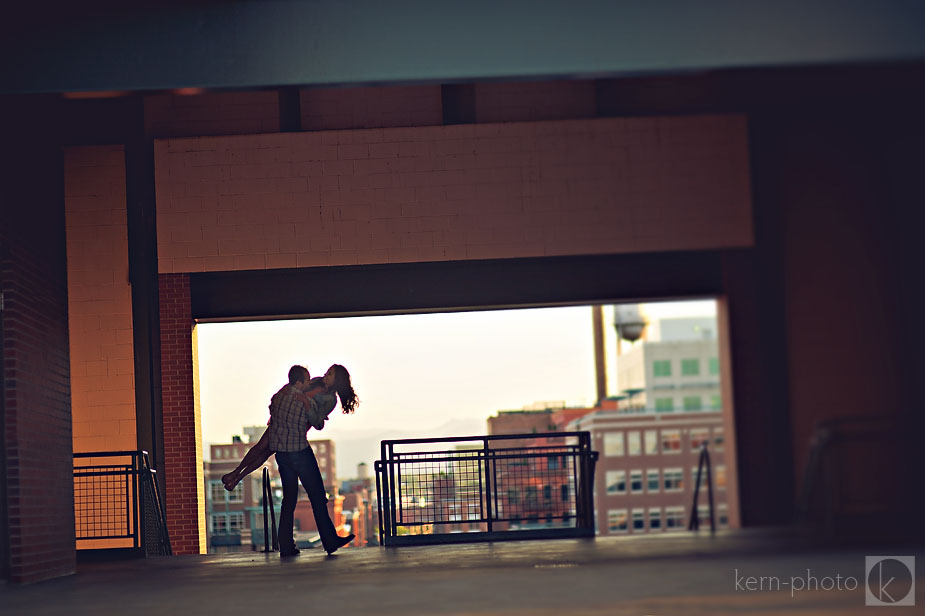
[568, 410, 730, 535]
[203, 436, 346, 552]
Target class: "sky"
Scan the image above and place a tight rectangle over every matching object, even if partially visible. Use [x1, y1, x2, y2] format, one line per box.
[198, 300, 717, 474]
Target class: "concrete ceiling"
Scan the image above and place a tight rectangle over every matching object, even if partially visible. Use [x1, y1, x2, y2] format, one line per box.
[2, 0, 925, 94]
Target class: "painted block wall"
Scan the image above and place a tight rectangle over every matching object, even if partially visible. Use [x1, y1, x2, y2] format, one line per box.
[154, 114, 754, 274]
[64, 146, 137, 455]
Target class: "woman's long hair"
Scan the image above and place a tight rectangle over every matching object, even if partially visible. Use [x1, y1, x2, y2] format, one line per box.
[330, 364, 358, 414]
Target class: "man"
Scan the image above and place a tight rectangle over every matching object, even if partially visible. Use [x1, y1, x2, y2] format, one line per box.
[268, 365, 354, 557]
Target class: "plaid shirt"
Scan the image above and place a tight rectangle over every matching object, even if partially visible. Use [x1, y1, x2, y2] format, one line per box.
[267, 384, 338, 452]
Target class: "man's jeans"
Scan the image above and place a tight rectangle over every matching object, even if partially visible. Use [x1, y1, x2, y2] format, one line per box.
[275, 445, 338, 552]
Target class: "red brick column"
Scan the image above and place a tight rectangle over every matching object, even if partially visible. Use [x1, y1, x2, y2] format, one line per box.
[158, 273, 205, 554]
[2, 246, 75, 582]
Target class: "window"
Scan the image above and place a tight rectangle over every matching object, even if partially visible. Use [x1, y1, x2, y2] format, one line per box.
[653, 360, 671, 377]
[711, 394, 722, 409]
[661, 430, 681, 453]
[655, 398, 674, 412]
[211, 514, 228, 534]
[561, 484, 569, 502]
[715, 465, 727, 489]
[713, 427, 724, 451]
[630, 470, 643, 494]
[683, 396, 702, 411]
[608, 509, 628, 533]
[547, 455, 560, 470]
[690, 466, 704, 488]
[644, 430, 658, 454]
[210, 480, 225, 503]
[228, 512, 245, 532]
[632, 509, 645, 531]
[663, 468, 683, 492]
[603, 432, 624, 456]
[606, 470, 626, 495]
[627, 431, 641, 456]
[681, 359, 700, 376]
[648, 507, 662, 530]
[690, 428, 710, 450]
[718, 504, 729, 528]
[543, 485, 552, 501]
[709, 357, 720, 375]
[665, 506, 685, 531]
[697, 505, 711, 527]
[646, 469, 660, 492]
[227, 482, 244, 503]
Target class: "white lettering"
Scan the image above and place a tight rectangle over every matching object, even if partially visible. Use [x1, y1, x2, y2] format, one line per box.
[791, 575, 805, 598]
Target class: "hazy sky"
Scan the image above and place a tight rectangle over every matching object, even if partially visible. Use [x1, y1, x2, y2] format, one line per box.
[198, 300, 716, 473]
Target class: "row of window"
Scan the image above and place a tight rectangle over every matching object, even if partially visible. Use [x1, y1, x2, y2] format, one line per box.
[607, 504, 728, 533]
[505, 484, 571, 504]
[653, 357, 720, 378]
[603, 427, 723, 457]
[605, 466, 727, 495]
[654, 394, 722, 412]
[212, 442, 328, 459]
[211, 512, 245, 534]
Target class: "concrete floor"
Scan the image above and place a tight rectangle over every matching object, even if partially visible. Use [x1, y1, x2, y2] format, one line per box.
[2, 528, 922, 615]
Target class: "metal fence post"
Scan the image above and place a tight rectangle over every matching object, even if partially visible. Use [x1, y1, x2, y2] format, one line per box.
[261, 467, 271, 552]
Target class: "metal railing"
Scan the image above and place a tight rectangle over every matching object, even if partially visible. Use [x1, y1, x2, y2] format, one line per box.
[375, 432, 598, 546]
[688, 444, 716, 532]
[73, 450, 171, 556]
[259, 466, 279, 552]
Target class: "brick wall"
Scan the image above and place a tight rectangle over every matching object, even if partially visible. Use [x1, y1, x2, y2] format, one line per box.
[1, 140, 75, 581]
[64, 146, 137, 455]
[158, 274, 206, 554]
[300, 85, 443, 131]
[154, 115, 753, 273]
[144, 91, 280, 138]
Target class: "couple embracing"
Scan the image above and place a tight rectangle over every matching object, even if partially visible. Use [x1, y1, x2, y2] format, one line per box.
[223, 364, 358, 557]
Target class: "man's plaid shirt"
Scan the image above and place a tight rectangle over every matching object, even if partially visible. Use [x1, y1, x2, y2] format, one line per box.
[267, 385, 313, 452]
[267, 384, 338, 452]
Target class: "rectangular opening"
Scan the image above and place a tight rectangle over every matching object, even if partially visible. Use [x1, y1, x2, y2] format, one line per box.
[197, 298, 738, 550]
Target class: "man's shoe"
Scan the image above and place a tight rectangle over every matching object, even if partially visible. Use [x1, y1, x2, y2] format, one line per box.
[325, 534, 355, 555]
[279, 547, 300, 557]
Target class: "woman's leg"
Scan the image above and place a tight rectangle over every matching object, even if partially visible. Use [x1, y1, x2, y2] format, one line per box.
[223, 430, 273, 490]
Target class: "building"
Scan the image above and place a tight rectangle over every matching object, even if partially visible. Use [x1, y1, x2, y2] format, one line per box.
[204, 436, 281, 554]
[568, 410, 730, 536]
[614, 317, 722, 413]
[485, 409, 589, 532]
[487, 409, 559, 436]
[566, 314, 732, 535]
[203, 436, 341, 553]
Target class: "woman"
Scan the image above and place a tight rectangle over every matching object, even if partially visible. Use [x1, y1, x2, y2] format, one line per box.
[222, 364, 358, 491]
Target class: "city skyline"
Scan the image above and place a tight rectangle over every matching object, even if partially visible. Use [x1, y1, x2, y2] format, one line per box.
[198, 300, 717, 473]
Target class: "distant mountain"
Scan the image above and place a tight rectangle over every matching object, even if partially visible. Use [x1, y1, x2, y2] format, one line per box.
[333, 417, 486, 480]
